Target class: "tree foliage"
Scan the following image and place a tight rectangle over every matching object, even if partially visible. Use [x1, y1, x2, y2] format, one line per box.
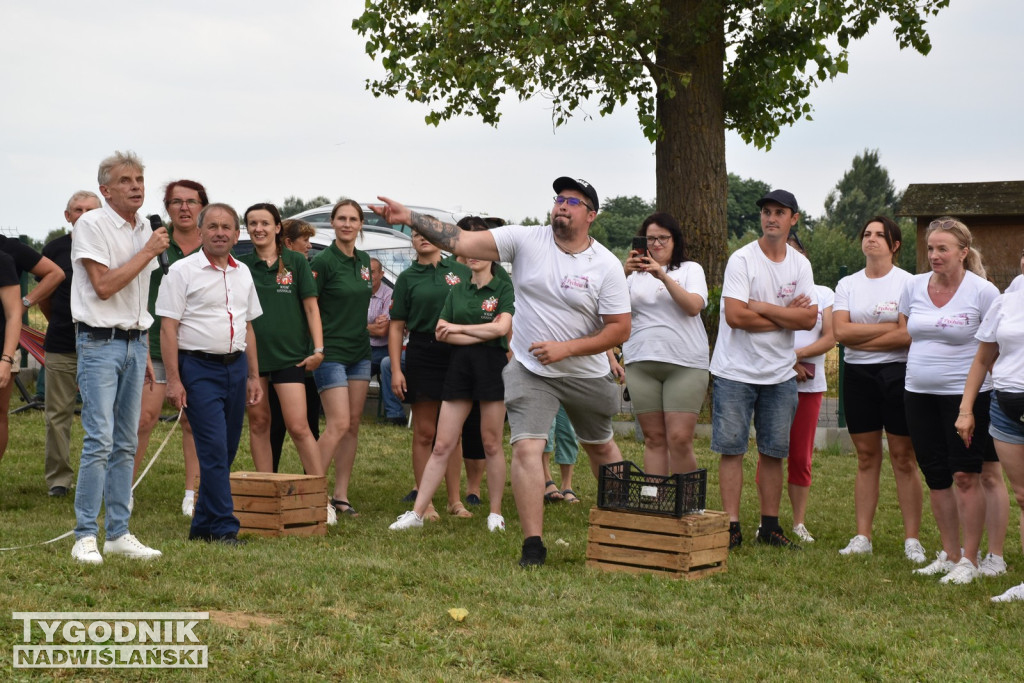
[592, 195, 656, 250]
[727, 173, 771, 239]
[42, 228, 68, 247]
[823, 149, 899, 239]
[280, 195, 334, 218]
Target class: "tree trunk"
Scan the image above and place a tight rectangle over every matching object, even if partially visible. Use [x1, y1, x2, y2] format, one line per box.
[655, 0, 727, 338]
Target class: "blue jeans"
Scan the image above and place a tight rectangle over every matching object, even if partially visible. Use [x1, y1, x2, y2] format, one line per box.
[73, 333, 147, 540]
[182, 353, 248, 539]
[379, 351, 406, 419]
[710, 376, 798, 459]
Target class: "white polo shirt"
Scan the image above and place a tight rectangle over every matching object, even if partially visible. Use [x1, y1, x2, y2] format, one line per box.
[155, 249, 262, 354]
[70, 203, 157, 330]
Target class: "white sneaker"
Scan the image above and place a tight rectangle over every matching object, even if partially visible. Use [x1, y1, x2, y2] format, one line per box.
[71, 536, 103, 565]
[914, 551, 953, 576]
[839, 534, 872, 555]
[181, 495, 195, 517]
[487, 513, 505, 533]
[103, 533, 162, 560]
[792, 524, 815, 543]
[326, 504, 337, 526]
[979, 553, 1007, 577]
[389, 510, 423, 530]
[940, 556, 980, 585]
[904, 538, 927, 564]
[991, 582, 1024, 602]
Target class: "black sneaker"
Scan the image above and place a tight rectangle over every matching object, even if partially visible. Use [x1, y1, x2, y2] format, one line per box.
[519, 536, 547, 567]
[729, 522, 742, 550]
[465, 493, 482, 506]
[755, 527, 802, 550]
[401, 489, 418, 502]
[48, 486, 69, 497]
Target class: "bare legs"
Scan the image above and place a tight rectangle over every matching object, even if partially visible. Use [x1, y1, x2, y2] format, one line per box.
[848, 431, 922, 541]
[981, 460, 1009, 558]
[135, 381, 198, 494]
[638, 411, 698, 476]
[249, 380, 322, 475]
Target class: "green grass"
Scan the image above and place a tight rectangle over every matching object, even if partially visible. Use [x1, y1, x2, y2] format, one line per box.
[1, 407, 1021, 681]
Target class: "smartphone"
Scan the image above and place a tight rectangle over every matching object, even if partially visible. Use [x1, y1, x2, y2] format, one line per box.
[631, 236, 648, 257]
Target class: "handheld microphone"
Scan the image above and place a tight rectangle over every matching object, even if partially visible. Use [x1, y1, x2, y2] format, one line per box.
[148, 214, 170, 274]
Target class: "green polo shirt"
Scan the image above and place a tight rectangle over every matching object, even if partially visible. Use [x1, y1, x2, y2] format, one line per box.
[391, 256, 472, 334]
[147, 231, 201, 361]
[439, 274, 515, 350]
[238, 248, 318, 373]
[310, 242, 372, 365]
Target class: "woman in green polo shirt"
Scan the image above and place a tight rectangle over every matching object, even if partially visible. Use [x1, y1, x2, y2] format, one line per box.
[239, 203, 324, 486]
[389, 230, 473, 521]
[390, 244, 514, 532]
[310, 200, 374, 519]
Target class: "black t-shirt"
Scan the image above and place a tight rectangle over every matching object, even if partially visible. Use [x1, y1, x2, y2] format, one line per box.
[39, 233, 74, 353]
[0, 235, 43, 278]
[0, 251, 17, 324]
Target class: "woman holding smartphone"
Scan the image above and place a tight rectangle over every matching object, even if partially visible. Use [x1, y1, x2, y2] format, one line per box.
[622, 212, 709, 476]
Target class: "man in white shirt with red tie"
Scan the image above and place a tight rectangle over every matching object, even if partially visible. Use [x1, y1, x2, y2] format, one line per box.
[157, 203, 262, 545]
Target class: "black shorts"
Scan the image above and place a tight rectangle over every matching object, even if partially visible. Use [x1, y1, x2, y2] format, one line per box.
[461, 402, 484, 460]
[442, 345, 507, 403]
[843, 362, 910, 436]
[904, 390, 996, 489]
[404, 332, 452, 404]
[262, 364, 306, 384]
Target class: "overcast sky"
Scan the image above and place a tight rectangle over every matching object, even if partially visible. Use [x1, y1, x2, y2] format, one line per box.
[2, 1, 1021, 241]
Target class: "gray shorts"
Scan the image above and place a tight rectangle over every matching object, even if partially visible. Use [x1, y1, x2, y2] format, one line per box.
[151, 358, 167, 384]
[502, 358, 619, 445]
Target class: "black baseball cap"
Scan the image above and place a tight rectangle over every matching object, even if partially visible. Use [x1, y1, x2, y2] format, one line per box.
[756, 189, 799, 213]
[553, 177, 599, 212]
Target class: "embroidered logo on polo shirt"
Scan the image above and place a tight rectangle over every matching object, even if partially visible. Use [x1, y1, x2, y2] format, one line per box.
[361, 266, 370, 281]
[481, 296, 498, 312]
[277, 269, 293, 286]
[445, 272, 461, 285]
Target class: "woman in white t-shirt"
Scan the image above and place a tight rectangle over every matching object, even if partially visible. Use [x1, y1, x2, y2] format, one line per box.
[777, 230, 834, 544]
[1004, 246, 1023, 293]
[622, 212, 709, 476]
[956, 286, 1024, 602]
[900, 217, 1003, 585]
[833, 216, 922, 562]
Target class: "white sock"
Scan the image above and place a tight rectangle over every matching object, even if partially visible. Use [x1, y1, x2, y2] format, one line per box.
[183, 490, 195, 502]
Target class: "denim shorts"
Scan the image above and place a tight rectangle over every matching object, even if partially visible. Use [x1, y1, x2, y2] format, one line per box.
[710, 376, 798, 458]
[313, 359, 371, 392]
[990, 392, 1024, 445]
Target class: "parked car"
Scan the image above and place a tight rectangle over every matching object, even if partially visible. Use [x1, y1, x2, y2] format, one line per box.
[234, 225, 416, 288]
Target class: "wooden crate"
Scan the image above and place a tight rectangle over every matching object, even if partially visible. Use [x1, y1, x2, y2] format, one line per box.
[230, 472, 328, 537]
[586, 508, 728, 580]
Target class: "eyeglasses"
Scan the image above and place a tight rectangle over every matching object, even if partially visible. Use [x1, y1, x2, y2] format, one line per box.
[645, 236, 671, 246]
[553, 196, 594, 211]
[168, 199, 202, 208]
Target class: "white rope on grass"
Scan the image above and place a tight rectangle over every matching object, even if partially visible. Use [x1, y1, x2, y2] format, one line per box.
[0, 408, 182, 552]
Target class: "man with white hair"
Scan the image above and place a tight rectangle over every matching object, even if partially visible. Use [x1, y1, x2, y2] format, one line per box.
[70, 151, 169, 564]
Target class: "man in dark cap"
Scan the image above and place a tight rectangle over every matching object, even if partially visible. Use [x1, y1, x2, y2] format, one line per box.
[709, 189, 818, 551]
[373, 178, 630, 567]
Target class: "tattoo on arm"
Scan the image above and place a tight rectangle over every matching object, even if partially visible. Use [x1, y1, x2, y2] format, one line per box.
[410, 212, 461, 252]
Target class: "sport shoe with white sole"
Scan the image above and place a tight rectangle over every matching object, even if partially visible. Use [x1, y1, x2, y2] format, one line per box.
[326, 504, 337, 526]
[904, 538, 926, 564]
[104, 533, 162, 560]
[71, 536, 103, 565]
[389, 510, 423, 530]
[792, 524, 815, 543]
[979, 553, 1007, 577]
[991, 583, 1024, 602]
[181, 495, 195, 517]
[839, 534, 872, 555]
[914, 551, 953, 576]
[487, 513, 505, 532]
[939, 556, 980, 585]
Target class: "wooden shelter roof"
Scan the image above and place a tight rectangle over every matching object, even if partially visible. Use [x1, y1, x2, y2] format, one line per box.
[897, 181, 1024, 217]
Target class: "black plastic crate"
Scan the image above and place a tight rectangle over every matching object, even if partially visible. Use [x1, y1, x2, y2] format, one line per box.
[597, 461, 706, 518]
